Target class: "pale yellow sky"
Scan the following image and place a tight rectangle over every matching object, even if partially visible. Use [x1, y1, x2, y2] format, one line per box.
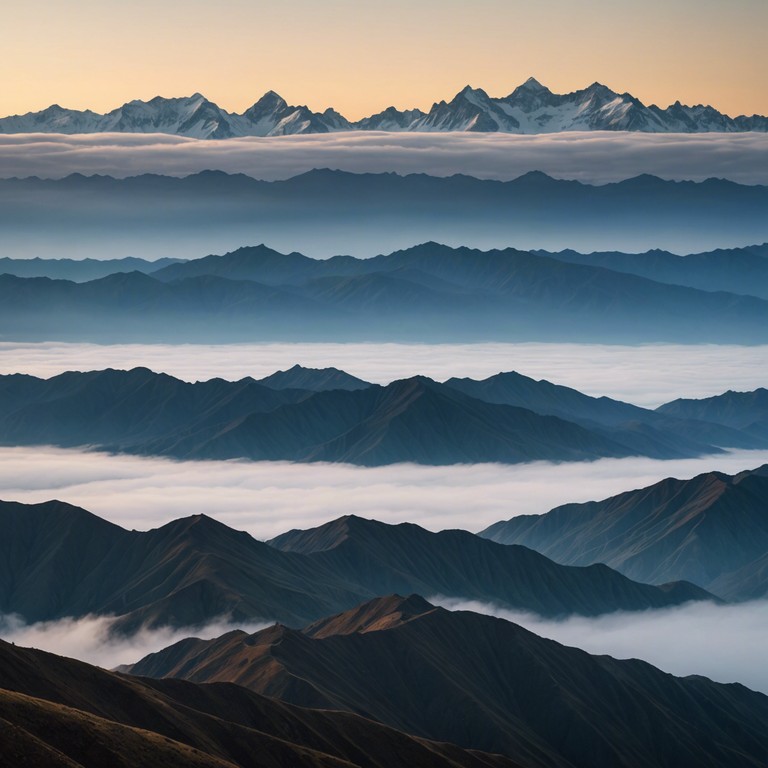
[4, 0, 766, 120]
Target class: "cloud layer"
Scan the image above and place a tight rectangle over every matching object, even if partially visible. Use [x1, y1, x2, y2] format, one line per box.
[434, 597, 768, 695]
[3, 445, 768, 540]
[0, 612, 269, 669]
[1, 131, 767, 184]
[1, 341, 765, 408]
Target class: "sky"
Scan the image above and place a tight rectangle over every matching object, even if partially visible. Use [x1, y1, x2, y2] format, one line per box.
[4, 0, 767, 120]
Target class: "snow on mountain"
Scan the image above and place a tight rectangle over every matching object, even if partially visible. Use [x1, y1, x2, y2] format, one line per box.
[1, 79, 765, 138]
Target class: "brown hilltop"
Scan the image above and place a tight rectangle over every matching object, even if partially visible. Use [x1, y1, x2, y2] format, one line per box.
[126, 595, 768, 768]
[0, 637, 518, 768]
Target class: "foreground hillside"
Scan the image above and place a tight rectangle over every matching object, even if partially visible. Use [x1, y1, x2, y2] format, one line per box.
[126, 595, 768, 768]
[0, 638, 517, 768]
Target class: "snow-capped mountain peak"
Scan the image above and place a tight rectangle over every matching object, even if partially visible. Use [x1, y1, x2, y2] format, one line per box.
[1, 79, 765, 138]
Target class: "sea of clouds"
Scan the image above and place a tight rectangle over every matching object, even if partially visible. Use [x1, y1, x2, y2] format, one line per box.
[433, 597, 768, 695]
[1, 338, 765, 688]
[1, 131, 767, 184]
[2, 445, 767, 540]
[1, 341, 766, 408]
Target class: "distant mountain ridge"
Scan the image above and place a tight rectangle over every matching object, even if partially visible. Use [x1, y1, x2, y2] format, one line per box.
[3, 170, 767, 262]
[0, 366, 753, 465]
[3, 79, 766, 137]
[3, 240, 768, 343]
[481, 465, 768, 600]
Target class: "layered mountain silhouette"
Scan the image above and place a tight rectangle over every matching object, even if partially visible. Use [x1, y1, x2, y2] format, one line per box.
[267, 515, 708, 613]
[481, 465, 768, 600]
[538, 243, 768, 299]
[0, 638, 518, 768]
[3, 240, 768, 342]
[2, 171, 766, 261]
[657, 387, 768, 442]
[125, 595, 768, 768]
[0, 255, 183, 282]
[0, 367, 745, 464]
[2, 79, 766, 136]
[0, 501, 711, 630]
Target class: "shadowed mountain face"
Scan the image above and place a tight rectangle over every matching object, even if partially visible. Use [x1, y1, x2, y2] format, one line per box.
[1, 171, 767, 262]
[0, 638, 519, 768]
[0, 367, 720, 465]
[480, 466, 768, 600]
[267, 515, 710, 614]
[125, 595, 768, 768]
[0, 501, 710, 630]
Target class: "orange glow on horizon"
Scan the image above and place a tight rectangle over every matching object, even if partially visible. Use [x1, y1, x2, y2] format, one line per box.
[4, 0, 767, 121]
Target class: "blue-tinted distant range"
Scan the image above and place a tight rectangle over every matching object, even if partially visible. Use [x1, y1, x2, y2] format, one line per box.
[2, 242, 768, 342]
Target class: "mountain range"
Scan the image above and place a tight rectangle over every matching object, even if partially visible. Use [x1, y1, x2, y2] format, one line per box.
[481, 465, 768, 600]
[2, 79, 767, 137]
[657, 387, 768, 442]
[3, 170, 766, 260]
[4, 366, 767, 466]
[0, 636, 518, 768]
[0, 500, 709, 632]
[123, 594, 768, 768]
[5, 241, 767, 297]
[536, 242, 768, 300]
[3, 240, 768, 343]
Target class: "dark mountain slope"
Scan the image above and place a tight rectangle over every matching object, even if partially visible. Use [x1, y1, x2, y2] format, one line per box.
[126, 596, 768, 768]
[0, 367, 312, 448]
[0, 501, 708, 629]
[1, 369, 676, 465]
[0, 500, 366, 628]
[165, 376, 639, 465]
[0, 638, 517, 768]
[481, 466, 768, 599]
[255, 364, 371, 392]
[268, 515, 710, 615]
[443, 370, 763, 450]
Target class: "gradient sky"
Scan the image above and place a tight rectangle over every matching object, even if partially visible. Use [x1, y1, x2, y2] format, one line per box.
[5, 0, 767, 120]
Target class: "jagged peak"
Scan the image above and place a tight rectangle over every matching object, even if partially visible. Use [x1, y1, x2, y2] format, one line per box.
[248, 90, 288, 111]
[521, 76, 548, 91]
